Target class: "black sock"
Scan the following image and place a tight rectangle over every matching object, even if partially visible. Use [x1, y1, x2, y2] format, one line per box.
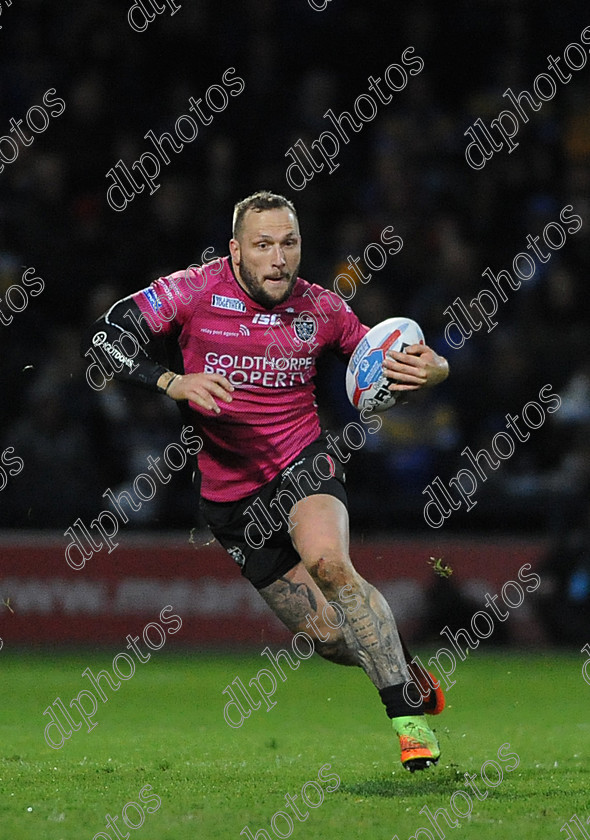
[379, 682, 423, 719]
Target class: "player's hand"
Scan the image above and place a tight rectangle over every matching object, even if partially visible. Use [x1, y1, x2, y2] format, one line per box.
[382, 344, 449, 391]
[166, 372, 234, 413]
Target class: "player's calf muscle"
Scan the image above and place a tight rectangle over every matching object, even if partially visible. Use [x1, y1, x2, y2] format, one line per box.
[341, 579, 409, 686]
[259, 570, 361, 664]
[314, 634, 358, 666]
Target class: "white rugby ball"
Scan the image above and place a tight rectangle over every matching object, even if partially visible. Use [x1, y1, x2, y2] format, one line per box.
[346, 317, 425, 412]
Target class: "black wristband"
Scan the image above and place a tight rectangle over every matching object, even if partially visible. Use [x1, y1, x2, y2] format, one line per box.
[157, 372, 178, 394]
[164, 374, 179, 395]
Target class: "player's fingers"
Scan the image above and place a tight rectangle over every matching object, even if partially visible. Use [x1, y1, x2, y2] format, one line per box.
[402, 343, 427, 356]
[387, 382, 421, 391]
[386, 371, 427, 385]
[383, 359, 427, 380]
[206, 373, 234, 392]
[190, 387, 222, 414]
[385, 350, 423, 368]
[201, 380, 234, 403]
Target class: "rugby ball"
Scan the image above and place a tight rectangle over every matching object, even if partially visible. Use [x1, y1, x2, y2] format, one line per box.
[346, 317, 425, 412]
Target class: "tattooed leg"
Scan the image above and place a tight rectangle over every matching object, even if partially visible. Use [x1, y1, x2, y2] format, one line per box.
[337, 576, 410, 689]
[258, 562, 358, 666]
[289, 494, 410, 689]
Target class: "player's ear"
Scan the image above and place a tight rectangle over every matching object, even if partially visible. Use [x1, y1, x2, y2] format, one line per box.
[229, 238, 240, 263]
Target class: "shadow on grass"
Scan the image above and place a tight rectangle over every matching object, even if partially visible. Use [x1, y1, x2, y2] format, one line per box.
[339, 766, 465, 799]
[341, 763, 590, 803]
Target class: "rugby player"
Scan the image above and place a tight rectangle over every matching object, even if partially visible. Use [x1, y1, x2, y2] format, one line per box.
[85, 191, 449, 771]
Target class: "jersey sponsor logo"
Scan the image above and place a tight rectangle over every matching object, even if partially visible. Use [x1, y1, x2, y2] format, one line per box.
[92, 331, 108, 346]
[91, 331, 136, 370]
[200, 326, 250, 338]
[143, 288, 162, 312]
[211, 294, 247, 312]
[204, 352, 313, 371]
[252, 313, 281, 325]
[293, 312, 317, 342]
[203, 351, 314, 387]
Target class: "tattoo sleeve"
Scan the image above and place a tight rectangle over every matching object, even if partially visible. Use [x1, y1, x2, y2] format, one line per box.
[258, 575, 357, 666]
[339, 579, 409, 689]
[258, 574, 407, 680]
[258, 575, 318, 632]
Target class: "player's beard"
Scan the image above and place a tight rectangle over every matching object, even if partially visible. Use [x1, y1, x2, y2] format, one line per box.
[237, 257, 299, 309]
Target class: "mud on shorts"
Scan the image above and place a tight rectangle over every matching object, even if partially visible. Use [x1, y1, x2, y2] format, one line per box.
[200, 434, 347, 590]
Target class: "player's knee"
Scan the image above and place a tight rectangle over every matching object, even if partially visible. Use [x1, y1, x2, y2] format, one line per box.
[308, 551, 351, 596]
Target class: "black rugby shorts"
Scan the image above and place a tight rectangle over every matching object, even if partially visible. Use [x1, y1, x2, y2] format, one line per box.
[200, 433, 347, 589]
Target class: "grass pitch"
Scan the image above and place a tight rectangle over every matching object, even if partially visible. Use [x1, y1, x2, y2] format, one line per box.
[0, 648, 586, 839]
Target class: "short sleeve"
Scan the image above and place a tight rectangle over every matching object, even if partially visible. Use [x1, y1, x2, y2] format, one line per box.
[331, 300, 369, 359]
[132, 266, 207, 336]
[307, 285, 368, 360]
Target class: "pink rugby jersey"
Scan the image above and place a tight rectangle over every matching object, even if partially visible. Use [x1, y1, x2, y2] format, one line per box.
[133, 257, 368, 502]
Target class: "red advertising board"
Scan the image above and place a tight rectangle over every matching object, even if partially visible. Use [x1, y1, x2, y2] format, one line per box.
[0, 532, 549, 647]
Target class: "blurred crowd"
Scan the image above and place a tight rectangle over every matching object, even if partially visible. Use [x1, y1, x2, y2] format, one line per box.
[0, 0, 589, 536]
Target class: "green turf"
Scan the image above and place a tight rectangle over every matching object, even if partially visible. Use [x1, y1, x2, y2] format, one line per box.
[0, 648, 586, 839]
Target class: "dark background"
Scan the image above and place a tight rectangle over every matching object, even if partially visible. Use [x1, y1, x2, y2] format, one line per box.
[0, 0, 589, 559]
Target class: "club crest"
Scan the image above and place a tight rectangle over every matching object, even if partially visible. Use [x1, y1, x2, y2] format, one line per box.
[293, 313, 317, 342]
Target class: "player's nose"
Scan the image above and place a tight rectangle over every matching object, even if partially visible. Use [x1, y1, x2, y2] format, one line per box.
[271, 244, 286, 266]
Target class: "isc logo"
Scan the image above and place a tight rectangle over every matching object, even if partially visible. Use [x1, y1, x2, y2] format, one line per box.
[252, 313, 281, 325]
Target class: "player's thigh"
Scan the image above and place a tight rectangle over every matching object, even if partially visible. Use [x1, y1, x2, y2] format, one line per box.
[258, 559, 344, 639]
[289, 493, 361, 597]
